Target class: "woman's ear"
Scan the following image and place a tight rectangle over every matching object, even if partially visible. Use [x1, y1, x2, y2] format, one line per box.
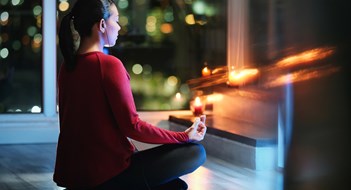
[99, 19, 105, 33]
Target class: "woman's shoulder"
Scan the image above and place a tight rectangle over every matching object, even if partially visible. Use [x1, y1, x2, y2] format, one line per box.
[100, 52, 121, 61]
[96, 52, 126, 74]
[96, 52, 123, 67]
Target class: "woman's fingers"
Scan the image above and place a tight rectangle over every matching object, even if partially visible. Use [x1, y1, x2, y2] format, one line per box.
[200, 115, 206, 124]
[185, 116, 207, 142]
[197, 123, 207, 137]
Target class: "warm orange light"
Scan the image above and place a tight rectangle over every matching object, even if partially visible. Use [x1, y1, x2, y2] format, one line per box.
[59, 1, 70, 12]
[185, 14, 195, 25]
[276, 47, 335, 69]
[160, 23, 173, 34]
[194, 97, 202, 106]
[227, 68, 259, 87]
[190, 97, 205, 116]
[264, 66, 340, 88]
[206, 94, 223, 103]
[201, 66, 211, 77]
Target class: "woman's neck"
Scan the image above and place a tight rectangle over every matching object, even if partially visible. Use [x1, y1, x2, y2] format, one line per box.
[77, 36, 104, 54]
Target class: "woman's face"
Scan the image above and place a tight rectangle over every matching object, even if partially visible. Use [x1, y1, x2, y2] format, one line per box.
[104, 4, 121, 47]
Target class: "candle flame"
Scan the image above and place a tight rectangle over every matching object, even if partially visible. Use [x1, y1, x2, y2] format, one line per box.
[194, 97, 202, 106]
[202, 66, 211, 77]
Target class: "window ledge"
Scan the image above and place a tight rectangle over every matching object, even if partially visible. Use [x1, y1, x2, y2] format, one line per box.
[0, 114, 59, 144]
[0, 111, 191, 144]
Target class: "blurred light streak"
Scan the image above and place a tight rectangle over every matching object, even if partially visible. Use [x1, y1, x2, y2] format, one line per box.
[227, 68, 259, 87]
[275, 47, 335, 69]
[264, 66, 340, 88]
[206, 94, 223, 103]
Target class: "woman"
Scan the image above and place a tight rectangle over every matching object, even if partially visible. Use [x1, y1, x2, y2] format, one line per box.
[53, 0, 207, 189]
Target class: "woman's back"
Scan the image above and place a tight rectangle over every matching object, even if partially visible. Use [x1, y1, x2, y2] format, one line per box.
[55, 52, 134, 189]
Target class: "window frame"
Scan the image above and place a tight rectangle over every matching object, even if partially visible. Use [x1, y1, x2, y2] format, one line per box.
[0, 0, 58, 144]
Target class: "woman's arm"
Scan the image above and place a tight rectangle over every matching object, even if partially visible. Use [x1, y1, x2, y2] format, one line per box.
[100, 55, 191, 144]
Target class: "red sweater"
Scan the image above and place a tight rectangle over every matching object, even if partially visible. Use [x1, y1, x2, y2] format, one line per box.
[54, 52, 189, 189]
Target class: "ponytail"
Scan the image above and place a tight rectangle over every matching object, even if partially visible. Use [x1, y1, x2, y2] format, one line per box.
[59, 12, 76, 71]
[59, 0, 115, 71]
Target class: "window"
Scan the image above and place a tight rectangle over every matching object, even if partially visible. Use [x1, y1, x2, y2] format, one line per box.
[56, 0, 227, 111]
[0, 0, 43, 113]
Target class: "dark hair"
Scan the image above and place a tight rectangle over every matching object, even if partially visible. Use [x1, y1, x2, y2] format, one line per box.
[59, 0, 115, 70]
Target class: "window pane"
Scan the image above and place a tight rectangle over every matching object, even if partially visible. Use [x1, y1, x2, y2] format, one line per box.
[113, 0, 227, 110]
[56, 0, 227, 111]
[0, 0, 43, 113]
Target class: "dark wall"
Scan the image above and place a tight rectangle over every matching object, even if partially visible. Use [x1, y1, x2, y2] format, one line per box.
[282, 0, 351, 189]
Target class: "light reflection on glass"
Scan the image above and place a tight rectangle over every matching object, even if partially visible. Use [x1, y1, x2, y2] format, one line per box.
[275, 47, 335, 69]
[227, 68, 259, 87]
[262, 46, 338, 88]
[264, 66, 340, 88]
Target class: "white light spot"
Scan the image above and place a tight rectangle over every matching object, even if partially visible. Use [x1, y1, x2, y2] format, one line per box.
[0, 48, 9, 58]
[31, 106, 41, 113]
[132, 64, 143, 75]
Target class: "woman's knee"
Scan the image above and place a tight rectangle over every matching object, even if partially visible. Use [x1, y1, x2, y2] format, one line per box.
[184, 143, 206, 167]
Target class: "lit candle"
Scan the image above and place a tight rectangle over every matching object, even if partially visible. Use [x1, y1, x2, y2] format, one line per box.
[228, 70, 243, 86]
[190, 97, 204, 116]
[202, 66, 211, 77]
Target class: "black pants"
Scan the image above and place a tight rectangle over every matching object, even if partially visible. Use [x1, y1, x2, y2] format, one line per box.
[95, 143, 206, 190]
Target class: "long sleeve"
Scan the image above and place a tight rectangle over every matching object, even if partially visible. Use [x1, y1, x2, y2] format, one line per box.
[99, 55, 189, 144]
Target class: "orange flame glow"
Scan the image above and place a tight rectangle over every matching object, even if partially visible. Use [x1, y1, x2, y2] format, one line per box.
[227, 68, 259, 86]
[264, 66, 340, 88]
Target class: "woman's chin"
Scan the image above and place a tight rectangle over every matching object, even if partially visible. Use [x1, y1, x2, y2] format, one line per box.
[104, 42, 116, 48]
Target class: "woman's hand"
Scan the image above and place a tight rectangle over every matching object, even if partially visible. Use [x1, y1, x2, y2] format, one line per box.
[185, 115, 207, 142]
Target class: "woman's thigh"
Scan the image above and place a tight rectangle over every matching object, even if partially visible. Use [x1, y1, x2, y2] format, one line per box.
[134, 143, 206, 186]
[98, 143, 206, 190]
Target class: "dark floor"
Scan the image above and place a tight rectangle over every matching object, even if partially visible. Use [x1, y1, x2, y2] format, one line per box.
[0, 143, 282, 190]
